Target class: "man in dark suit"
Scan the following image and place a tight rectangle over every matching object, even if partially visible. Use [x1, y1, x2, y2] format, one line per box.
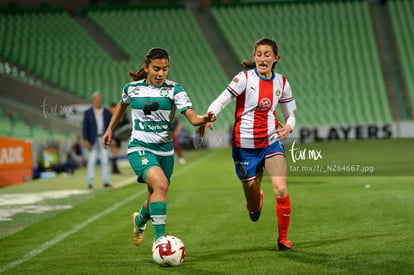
[82, 92, 112, 189]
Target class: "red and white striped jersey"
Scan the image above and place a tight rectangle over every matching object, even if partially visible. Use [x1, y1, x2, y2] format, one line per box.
[227, 68, 296, 148]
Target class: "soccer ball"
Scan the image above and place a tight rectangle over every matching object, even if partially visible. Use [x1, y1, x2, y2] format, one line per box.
[152, 235, 185, 266]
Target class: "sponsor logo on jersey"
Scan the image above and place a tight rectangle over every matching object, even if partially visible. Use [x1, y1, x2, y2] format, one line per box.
[235, 161, 249, 165]
[136, 120, 170, 132]
[143, 101, 160, 115]
[258, 98, 272, 110]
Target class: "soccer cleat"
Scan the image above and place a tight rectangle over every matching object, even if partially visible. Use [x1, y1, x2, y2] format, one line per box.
[247, 189, 264, 222]
[277, 240, 292, 251]
[249, 208, 262, 222]
[132, 212, 146, 246]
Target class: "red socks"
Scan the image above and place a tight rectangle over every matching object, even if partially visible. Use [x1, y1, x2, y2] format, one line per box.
[276, 195, 291, 242]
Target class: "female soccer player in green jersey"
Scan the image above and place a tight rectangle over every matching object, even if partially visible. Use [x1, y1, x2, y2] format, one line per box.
[102, 48, 216, 246]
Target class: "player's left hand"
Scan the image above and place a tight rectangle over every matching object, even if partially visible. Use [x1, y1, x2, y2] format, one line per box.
[275, 123, 292, 140]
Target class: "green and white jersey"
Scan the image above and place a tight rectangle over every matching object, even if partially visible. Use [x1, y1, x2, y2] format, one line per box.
[122, 79, 192, 156]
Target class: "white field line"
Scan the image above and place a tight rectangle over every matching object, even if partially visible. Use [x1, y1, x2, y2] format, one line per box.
[0, 150, 216, 273]
[0, 192, 141, 273]
[114, 176, 137, 188]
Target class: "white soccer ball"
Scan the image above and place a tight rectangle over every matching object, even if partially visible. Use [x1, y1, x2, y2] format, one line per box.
[152, 235, 185, 266]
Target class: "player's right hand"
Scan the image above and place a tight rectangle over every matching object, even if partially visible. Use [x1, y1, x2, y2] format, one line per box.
[102, 131, 112, 149]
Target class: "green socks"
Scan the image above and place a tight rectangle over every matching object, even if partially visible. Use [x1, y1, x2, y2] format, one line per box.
[135, 204, 150, 228]
[149, 201, 167, 241]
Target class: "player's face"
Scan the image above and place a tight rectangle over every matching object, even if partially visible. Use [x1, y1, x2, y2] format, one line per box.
[254, 45, 279, 78]
[144, 58, 169, 87]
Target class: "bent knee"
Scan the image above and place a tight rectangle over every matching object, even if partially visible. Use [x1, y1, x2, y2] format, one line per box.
[272, 177, 288, 197]
[153, 181, 169, 195]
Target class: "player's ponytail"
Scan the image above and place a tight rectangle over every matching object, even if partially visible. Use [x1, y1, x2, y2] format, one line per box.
[240, 59, 256, 70]
[128, 68, 146, 81]
[128, 48, 170, 81]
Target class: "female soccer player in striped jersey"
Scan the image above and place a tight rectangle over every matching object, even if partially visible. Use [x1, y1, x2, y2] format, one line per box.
[199, 38, 296, 251]
[102, 48, 216, 246]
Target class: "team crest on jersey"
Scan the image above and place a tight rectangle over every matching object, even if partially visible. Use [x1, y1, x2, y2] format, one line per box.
[275, 89, 281, 96]
[160, 87, 169, 97]
[233, 77, 239, 83]
[258, 98, 272, 110]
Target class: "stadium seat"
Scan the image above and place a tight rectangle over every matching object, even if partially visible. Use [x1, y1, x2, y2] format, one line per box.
[388, 0, 414, 115]
[86, 6, 233, 128]
[212, 0, 393, 126]
[0, 117, 12, 136]
[0, 9, 114, 100]
[2, 2, 405, 130]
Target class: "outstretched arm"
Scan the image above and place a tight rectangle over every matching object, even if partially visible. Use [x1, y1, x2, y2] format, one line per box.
[183, 109, 216, 126]
[197, 90, 234, 137]
[207, 89, 233, 115]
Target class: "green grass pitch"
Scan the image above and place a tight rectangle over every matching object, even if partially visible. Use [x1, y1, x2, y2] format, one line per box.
[0, 138, 413, 274]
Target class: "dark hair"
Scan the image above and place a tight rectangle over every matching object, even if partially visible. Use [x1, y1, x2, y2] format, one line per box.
[241, 38, 279, 70]
[128, 48, 170, 81]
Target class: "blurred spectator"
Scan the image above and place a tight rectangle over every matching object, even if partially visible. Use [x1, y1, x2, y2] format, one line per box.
[82, 92, 112, 189]
[67, 135, 86, 171]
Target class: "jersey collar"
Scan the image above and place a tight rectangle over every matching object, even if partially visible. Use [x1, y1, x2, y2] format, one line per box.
[254, 68, 275, 81]
[143, 79, 168, 88]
